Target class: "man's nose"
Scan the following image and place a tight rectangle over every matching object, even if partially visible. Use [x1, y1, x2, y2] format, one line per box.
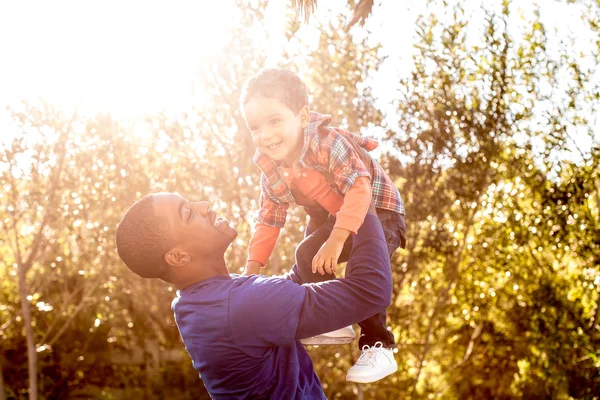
[191, 201, 211, 215]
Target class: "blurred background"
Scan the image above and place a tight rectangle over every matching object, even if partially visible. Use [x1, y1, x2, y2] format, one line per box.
[0, 0, 599, 399]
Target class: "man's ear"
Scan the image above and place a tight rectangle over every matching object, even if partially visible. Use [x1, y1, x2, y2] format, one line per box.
[299, 106, 310, 128]
[165, 249, 192, 267]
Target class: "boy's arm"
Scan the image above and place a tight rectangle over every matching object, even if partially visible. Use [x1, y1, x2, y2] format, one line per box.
[312, 132, 375, 275]
[332, 177, 371, 234]
[244, 180, 289, 275]
[245, 223, 281, 274]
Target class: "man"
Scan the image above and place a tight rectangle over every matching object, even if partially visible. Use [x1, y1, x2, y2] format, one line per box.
[115, 191, 392, 399]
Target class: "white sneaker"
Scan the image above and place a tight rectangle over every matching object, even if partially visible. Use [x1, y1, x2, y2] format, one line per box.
[300, 326, 356, 345]
[346, 342, 398, 383]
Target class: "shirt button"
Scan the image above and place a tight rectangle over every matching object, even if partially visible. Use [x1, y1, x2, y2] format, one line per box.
[302, 173, 307, 177]
[283, 172, 289, 177]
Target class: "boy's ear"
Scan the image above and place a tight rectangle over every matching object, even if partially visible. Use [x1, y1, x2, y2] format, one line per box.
[299, 106, 310, 128]
[165, 249, 192, 267]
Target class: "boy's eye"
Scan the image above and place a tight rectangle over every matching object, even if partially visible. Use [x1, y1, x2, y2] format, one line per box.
[249, 126, 259, 133]
[270, 119, 281, 125]
[186, 208, 194, 221]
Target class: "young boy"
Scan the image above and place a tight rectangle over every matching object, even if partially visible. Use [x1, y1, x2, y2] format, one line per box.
[240, 68, 406, 384]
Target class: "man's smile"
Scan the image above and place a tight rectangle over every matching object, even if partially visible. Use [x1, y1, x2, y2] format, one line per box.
[214, 216, 228, 227]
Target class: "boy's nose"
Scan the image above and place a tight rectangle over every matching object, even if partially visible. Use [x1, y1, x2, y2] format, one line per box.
[261, 128, 274, 141]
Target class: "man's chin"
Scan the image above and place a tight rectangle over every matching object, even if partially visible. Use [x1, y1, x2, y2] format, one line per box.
[228, 228, 238, 241]
[221, 225, 238, 241]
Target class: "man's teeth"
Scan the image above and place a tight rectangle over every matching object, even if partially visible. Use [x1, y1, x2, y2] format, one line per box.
[214, 217, 226, 226]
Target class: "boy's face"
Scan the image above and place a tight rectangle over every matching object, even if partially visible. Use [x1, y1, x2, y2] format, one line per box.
[243, 95, 309, 163]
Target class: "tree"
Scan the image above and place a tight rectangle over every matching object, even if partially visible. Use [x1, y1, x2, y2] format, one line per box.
[2, 104, 75, 400]
[1, 0, 599, 398]
[292, 0, 376, 29]
[382, 0, 600, 397]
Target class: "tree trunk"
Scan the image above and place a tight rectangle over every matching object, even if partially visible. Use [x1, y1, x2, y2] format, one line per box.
[357, 384, 363, 400]
[18, 267, 37, 400]
[0, 357, 6, 400]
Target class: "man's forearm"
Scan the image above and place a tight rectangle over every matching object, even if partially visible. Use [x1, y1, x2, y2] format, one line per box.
[295, 214, 392, 339]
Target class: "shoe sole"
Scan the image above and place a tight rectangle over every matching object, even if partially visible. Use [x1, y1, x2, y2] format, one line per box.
[346, 364, 398, 383]
[301, 336, 355, 345]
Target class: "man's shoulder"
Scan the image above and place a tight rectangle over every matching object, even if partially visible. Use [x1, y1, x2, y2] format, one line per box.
[230, 274, 300, 294]
[172, 276, 239, 311]
[228, 275, 307, 349]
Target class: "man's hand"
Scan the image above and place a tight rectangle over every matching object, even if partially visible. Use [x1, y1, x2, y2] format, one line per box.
[242, 260, 262, 276]
[312, 228, 351, 275]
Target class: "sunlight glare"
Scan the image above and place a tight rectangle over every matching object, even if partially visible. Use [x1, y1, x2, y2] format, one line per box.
[0, 0, 237, 116]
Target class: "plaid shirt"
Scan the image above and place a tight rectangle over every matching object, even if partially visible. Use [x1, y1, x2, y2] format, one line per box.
[254, 112, 405, 228]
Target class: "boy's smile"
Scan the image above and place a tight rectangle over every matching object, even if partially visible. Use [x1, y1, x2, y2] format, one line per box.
[243, 95, 309, 165]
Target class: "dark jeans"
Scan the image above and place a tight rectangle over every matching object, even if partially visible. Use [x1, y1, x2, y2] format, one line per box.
[288, 208, 406, 349]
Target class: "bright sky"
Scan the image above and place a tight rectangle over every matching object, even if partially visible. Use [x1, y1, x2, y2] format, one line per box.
[0, 0, 239, 117]
[0, 0, 597, 155]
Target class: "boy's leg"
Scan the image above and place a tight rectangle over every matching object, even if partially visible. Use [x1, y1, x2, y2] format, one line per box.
[287, 216, 333, 285]
[347, 209, 406, 383]
[303, 204, 330, 238]
[292, 215, 353, 285]
[286, 205, 331, 285]
[355, 209, 405, 348]
[288, 214, 355, 345]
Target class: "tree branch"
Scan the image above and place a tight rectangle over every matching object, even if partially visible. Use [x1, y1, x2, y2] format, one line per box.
[23, 117, 72, 273]
[45, 274, 103, 348]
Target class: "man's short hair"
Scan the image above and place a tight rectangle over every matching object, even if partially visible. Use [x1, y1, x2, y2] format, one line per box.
[116, 195, 172, 280]
[240, 68, 309, 115]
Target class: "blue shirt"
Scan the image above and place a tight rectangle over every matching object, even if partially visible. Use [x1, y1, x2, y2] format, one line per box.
[172, 214, 391, 399]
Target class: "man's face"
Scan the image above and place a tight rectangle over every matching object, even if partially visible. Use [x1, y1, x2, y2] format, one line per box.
[244, 95, 307, 162]
[152, 193, 237, 259]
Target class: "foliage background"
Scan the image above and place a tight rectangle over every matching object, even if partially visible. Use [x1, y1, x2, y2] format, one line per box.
[1, 0, 599, 399]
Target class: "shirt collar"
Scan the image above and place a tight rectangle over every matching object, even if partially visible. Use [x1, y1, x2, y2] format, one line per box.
[300, 112, 332, 165]
[178, 274, 233, 297]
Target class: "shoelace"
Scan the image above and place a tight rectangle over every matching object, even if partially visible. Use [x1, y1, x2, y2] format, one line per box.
[356, 341, 385, 364]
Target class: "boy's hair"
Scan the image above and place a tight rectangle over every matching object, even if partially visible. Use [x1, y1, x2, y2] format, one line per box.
[116, 195, 172, 280]
[240, 68, 309, 114]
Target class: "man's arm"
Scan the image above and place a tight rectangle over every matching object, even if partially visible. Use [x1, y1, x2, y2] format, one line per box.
[295, 212, 392, 339]
[229, 208, 392, 348]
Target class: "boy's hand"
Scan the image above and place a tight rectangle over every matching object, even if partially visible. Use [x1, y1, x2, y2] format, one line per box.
[312, 228, 351, 275]
[242, 260, 262, 276]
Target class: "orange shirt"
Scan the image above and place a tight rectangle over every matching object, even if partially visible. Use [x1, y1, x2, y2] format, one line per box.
[247, 168, 371, 266]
